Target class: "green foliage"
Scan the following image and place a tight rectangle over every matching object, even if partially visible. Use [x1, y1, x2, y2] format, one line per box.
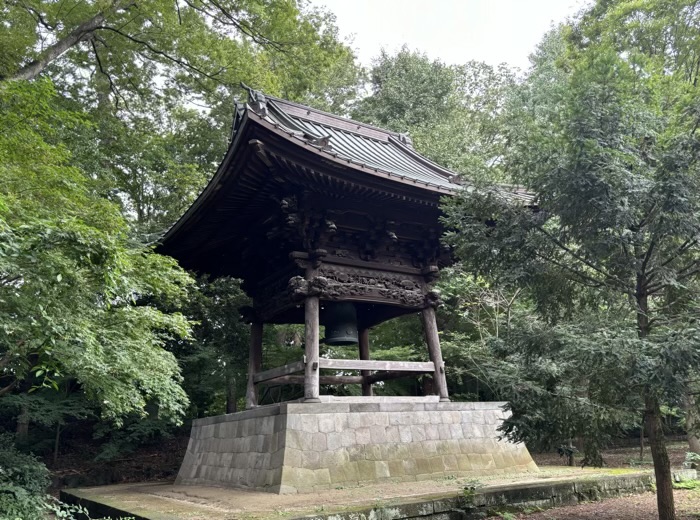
[442, 3, 700, 518]
[0, 79, 193, 424]
[352, 47, 515, 180]
[2, 393, 90, 427]
[0, 0, 363, 476]
[0, 433, 50, 519]
[1, 0, 362, 104]
[170, 277, 250, 416]
[92, 413, 175, 461]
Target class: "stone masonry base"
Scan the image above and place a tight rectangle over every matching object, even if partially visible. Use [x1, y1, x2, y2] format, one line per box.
[175, 399, 538, 494]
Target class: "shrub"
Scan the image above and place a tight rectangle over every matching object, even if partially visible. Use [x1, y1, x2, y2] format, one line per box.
[0, 433, 51, 520]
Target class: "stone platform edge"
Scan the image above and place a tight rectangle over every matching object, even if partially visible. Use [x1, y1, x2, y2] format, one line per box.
[60, 472, 655, 520]
[190, 400, 511, 427]
[176, 401, 536, 493]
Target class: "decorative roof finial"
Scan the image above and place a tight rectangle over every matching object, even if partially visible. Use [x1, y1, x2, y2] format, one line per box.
[241, 82, 268, 118]
[397, 133, 413, 147]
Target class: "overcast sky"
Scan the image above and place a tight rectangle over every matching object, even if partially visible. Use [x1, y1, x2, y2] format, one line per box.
[309, 0, 591, 71]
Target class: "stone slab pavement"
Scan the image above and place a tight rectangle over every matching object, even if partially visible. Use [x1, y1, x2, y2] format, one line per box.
[61, 467, 651, 520]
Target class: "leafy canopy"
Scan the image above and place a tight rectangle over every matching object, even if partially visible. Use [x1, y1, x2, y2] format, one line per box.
[0, 79, 193, 423]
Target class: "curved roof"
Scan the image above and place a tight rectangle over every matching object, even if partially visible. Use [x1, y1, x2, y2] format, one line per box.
[233, 89, 463, 192]
[158, 88, 534, 276]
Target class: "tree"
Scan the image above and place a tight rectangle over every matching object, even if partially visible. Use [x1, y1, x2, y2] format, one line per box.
[1, 0, 365, 479]
[568, 0, 700, 461]
[0, 79, 193, 424]
[443, 10, 700, 520]
[352, 47, 515, 180]
[1, 1, 363, 240]
[0, 0, 360, 95]
[168, 277, 250, 417]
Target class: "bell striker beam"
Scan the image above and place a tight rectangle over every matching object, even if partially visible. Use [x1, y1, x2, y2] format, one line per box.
[421, 306, 449, 402]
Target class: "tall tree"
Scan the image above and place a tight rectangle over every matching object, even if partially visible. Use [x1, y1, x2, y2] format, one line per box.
[2, 1, 363, 238]
[352, 47, 515, 180]
[0, 79, 193, 424]
[443, 8, 700, 520]
[0, 0, 361, 97]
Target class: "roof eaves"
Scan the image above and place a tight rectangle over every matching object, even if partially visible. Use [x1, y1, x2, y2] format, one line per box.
[160, 110, 253, 244]
[388, 135, 468, 187]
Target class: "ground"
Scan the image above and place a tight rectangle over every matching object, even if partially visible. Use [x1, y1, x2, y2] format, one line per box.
[63, 467, 651, 520]
[511, 488, 700, 520]
[520, 442, 700, 520]
[54, 437, 699, 519]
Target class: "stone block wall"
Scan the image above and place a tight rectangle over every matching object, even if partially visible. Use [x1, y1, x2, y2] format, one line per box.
[175, 400, 537, 494]
[176, 405, 287, 490]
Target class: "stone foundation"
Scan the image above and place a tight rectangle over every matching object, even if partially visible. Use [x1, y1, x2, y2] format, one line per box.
[175, 398, 538, 494]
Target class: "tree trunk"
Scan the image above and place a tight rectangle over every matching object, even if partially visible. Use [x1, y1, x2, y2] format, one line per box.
[637, 291, 676, 520]
[9, 12, 107, 82]
[16, 405, 29, 442]
[226, 371, 237, 414]
[646, 394, 676, 520]
[53, 424, 62, 465]
[567, 439, 575, 466]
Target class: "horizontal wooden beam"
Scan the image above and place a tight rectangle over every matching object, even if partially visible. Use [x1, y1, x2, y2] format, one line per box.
[366, 371, 420, 384]
[253, 360, 305, 383]
[261, 375, 365, 386]
[318, 359, 434, 372]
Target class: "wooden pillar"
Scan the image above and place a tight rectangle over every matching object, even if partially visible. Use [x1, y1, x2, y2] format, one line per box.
[304, 296, 321, 402]
[245, 321, 263, 409]
[421, 306, 449, 402]
[359, 328, 373, 396]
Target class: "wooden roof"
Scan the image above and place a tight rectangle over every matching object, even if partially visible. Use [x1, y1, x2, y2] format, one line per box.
[158, 88, 533, 277]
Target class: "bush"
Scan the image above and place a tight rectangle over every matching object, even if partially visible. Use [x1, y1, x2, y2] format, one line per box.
[0, 433, 51, 520]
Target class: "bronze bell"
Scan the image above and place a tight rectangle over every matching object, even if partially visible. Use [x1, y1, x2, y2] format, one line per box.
[323, 302, 359, 345]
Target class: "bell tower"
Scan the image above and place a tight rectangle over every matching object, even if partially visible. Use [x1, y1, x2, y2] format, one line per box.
[159, 87, 538, 493]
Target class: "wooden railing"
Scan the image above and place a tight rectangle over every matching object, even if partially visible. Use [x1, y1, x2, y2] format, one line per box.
[252, 358, 436, 387]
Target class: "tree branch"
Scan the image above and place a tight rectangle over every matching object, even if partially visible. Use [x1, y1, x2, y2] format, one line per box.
[533, 252, 607, 289]
[4, 0, 136, 82]
[90, 38, 129, 111]
[535, 226, 628, 290]
[0, 381, 18, 397]
[96, 25, 223, 82]
[654, 238, 698, 273]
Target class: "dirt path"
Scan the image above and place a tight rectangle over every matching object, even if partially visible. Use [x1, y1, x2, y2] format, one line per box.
[513, 488, 700, 520]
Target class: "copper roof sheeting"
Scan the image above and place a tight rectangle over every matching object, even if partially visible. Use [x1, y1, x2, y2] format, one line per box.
[235, 88, 534, 204]
[260, 96, 461, 191]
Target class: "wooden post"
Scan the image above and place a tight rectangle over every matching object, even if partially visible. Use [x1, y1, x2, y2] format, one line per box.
[359, 328, 373, 396]
[421, 306, 449, 402]
[245, 321, 263, 409]
[304, 296, 321, 402]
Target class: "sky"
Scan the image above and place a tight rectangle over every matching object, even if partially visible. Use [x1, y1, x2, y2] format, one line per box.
[309, 0, 591, 71]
